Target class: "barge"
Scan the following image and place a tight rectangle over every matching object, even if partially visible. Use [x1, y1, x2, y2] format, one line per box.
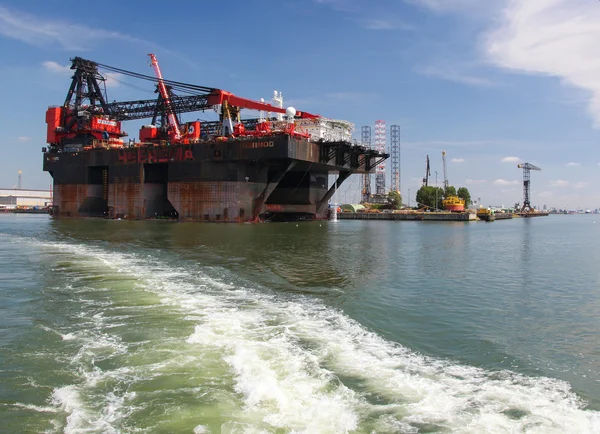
[43, 56, 388, 222]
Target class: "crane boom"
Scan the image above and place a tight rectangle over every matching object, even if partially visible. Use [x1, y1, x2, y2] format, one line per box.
[517, 163, 541, 171]
[106, 94, 212, 121]
[207, 90, 318, 119]
[148, 53, 181, 140]
[423, 154, 430, 187]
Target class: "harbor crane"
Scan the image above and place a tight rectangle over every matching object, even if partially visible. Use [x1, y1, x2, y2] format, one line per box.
[423, 155, 431, 187]
[517, 162, 541, 212]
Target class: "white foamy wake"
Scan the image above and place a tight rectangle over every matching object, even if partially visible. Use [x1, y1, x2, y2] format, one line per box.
[26, 239, 600, 432]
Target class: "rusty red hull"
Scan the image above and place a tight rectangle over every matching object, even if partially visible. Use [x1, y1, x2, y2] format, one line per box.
[44, 136, 385, 222]
[444, 204, 465, 212]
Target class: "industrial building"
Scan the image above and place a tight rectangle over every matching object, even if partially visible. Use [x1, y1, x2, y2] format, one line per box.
[0, 188, 52, 209]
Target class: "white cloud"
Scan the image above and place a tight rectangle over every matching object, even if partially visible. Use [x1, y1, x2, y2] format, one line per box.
[0, 6, 137, 50]
[361, 19, 394, 30]
[501, 156, 520, 163]
[103, 72, 122, 88]
[539, 191, 553, 198]
[403, 140, 497, 149]
[360, 19, 413, 30]
[407, 0, 489, 13]
[42, 61, 71, 75]
[410, 177, 426, 186]
[465, 179, 487, 185]
[549, 180, 569, 187]
[418, 65, 495, 87]
[485, 0, 600, 127]
[493, 179, 519, 186]
[574, 182, 588, 189]
[451, 158, 465, 163]
[0, 6, 198, 70]
[17, 136, 31, 141]
[314, 0, 354, 12]
[325, 92, 376, 103]
[44, 60, 121, 88]
[286, 91, 379, 109]
[566, 162, 580, 167]
[315, 1, 412, 30]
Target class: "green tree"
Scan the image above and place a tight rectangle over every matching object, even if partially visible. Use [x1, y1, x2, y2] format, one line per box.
[457, 187, 472, 206]
[416, 186, 445, 209]
[387, 190, 402, 209]
[445, 185, 456, 197]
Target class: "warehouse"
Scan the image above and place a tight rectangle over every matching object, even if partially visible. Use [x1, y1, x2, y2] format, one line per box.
[0, 188, 52, 208]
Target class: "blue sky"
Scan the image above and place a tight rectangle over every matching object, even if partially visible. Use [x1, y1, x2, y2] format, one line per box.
[1, 0, 599, 209]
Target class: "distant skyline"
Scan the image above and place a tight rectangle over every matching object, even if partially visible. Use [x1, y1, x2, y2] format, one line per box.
[0, 0, 599, 208]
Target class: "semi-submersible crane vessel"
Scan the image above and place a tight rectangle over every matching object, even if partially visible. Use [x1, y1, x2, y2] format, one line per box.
[43, 56, 388, 222]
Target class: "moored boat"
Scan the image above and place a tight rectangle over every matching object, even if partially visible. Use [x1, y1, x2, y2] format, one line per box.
[477, 208, 494, 221]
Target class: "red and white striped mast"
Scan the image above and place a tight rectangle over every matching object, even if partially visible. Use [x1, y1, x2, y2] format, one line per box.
[375, 120, 386, 195]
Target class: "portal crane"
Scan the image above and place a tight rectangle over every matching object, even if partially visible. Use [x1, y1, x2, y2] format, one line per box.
[423, 154, 431, 187]
[517, 162, 541, 212]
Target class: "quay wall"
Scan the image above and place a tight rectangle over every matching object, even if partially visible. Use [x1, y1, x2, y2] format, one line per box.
[337, 212, 476, 221]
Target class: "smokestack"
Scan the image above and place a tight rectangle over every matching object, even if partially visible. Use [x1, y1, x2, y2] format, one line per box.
[18, 170, 22, 190]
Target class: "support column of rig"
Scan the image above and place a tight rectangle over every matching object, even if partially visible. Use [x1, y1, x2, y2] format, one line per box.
[375, 120, 386, 195]
[390, 124, 400, 193]
[360, 126, 372, 203]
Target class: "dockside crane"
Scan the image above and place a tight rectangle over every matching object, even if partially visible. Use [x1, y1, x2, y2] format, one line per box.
[517, 162, 541, 212]
[423, 155, 431, 187]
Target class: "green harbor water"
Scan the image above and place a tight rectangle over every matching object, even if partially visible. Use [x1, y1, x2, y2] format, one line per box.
[1, 214, 599, 432]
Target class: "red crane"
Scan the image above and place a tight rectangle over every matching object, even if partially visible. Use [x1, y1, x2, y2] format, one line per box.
[44, 56, 321, 148]
[148, 53, 181, 141]
[147, 54, 318, 138]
